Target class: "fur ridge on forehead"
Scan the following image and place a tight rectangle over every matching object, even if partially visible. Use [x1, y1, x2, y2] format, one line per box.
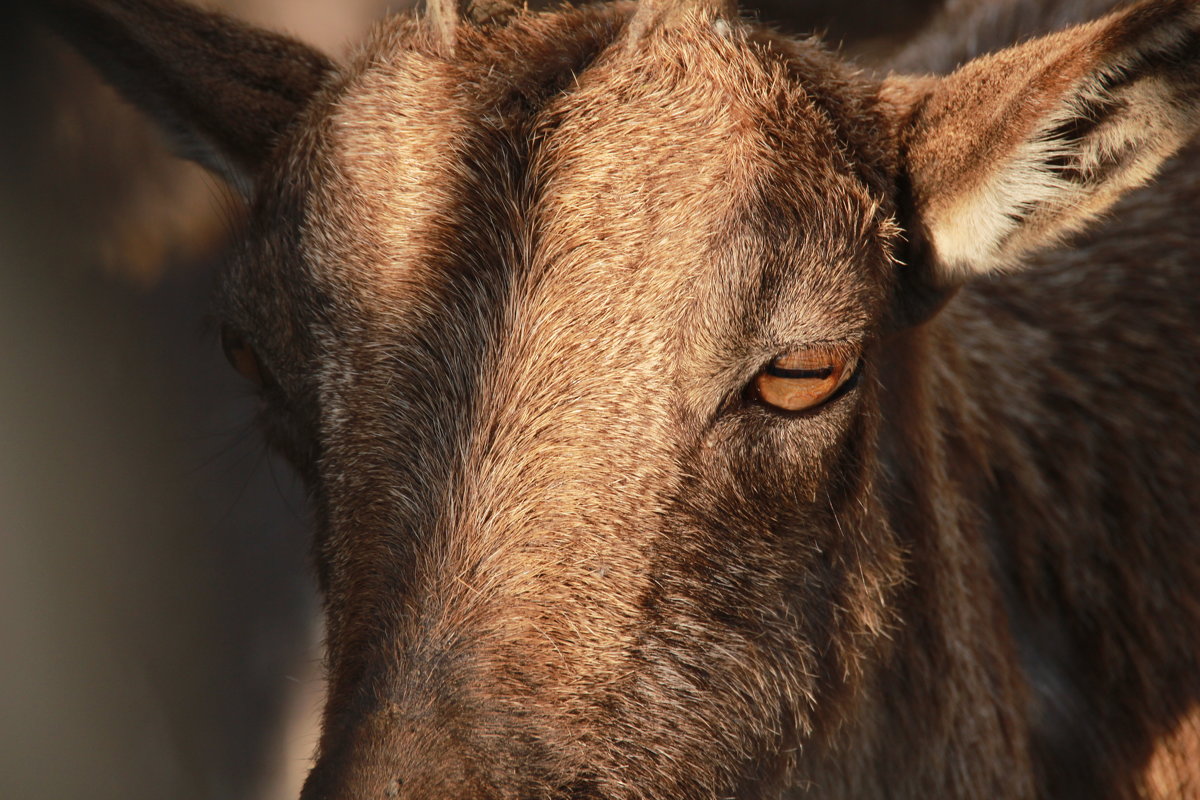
[280, 3, 899, 300]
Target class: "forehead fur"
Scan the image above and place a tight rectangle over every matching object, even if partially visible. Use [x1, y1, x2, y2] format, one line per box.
[281, 4, 899, 320]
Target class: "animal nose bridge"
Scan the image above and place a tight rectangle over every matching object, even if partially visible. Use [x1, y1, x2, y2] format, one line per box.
[305, 593, 555, 800]
[300, 704, 486, 800]
[306, 565, 602, 798]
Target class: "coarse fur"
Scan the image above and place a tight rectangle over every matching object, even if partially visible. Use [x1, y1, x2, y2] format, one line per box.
[37, 0, 1200, 798]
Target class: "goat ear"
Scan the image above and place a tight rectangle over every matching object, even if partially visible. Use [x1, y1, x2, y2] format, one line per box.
[38, 0, 334, 195]
[892, 0, 1200, 284]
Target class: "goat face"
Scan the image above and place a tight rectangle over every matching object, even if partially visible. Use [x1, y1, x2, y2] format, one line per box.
[220, 9, 905, 796]
[43, 0, 1200, 796]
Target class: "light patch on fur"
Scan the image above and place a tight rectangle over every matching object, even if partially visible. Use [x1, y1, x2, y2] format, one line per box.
[1142, 704, 1200, 798]
[931, 131, 1074, 277]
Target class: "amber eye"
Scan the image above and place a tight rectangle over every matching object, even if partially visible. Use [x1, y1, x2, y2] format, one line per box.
[220, 327, 265, 388]
[752, 346, 860, 413]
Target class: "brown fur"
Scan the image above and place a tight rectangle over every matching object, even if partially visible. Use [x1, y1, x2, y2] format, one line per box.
[38, 0, 1200, 798]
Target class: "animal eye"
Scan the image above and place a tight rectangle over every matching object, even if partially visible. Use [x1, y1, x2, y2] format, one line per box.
[220, 326, 265, 388]
[751, 346, 860, 413]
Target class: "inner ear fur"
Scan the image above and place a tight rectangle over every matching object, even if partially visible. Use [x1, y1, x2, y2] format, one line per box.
[38, 0, 335, 194]
[891, 0, 1200, 283]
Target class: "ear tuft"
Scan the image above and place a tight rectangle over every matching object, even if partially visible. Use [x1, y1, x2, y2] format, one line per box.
[896, 0, 1200, 282]
[425, 0, 461, 53]
[626, 0, 738, 49]
[425, 0, 522, 55]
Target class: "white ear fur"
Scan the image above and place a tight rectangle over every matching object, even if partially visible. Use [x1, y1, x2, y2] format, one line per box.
[897, 0, 1200, 282]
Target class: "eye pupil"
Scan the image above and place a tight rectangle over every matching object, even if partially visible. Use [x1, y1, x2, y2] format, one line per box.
[765, 364, 834, 380]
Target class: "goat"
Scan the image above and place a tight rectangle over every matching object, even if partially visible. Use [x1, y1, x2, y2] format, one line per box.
[39, 0, 1200, 797]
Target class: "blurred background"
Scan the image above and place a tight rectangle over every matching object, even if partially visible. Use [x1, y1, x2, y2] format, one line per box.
[0, 2, 940, 799]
